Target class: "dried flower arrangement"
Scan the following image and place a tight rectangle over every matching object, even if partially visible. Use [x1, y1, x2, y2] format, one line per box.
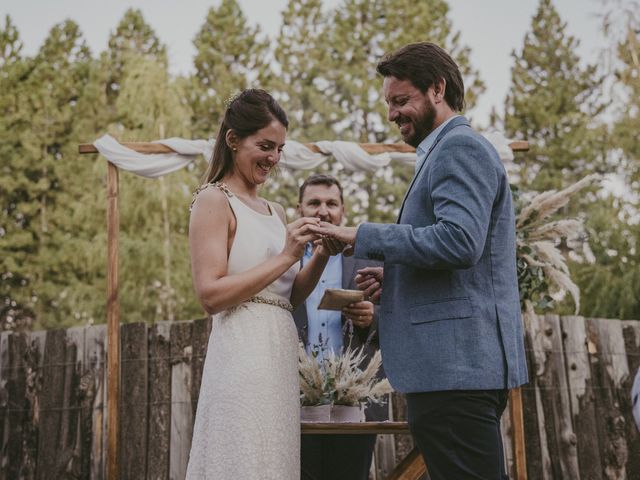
[514, 174, 600, 315]
[298, 342, 393, 407]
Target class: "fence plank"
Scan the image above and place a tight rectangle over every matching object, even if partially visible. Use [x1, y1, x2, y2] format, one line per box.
[540, 314, 580, 478]
[36, 329, 67, 480]
[6, 332, 28, 479]
[62, 327, 84, 476]
[621, 321, 640, 479]
[147, 322, 172, 480]
[169, 321, 193, 480]
[561, 316, 603, 480]
[84, 324, 106, 480]
[190, 317, 211, 420]
[120, 322, 149, 479]
[587, 318, 629, 480]
[0, 332, 8, 480]
[522, 311, 552, 479]
[1, 316, 638, 480]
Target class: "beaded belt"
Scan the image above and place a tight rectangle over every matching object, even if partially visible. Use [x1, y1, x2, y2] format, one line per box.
[246, 295, 293, 313]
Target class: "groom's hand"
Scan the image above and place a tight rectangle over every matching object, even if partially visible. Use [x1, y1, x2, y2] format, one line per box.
[355, 267, 383, 304]
[309, 222, 358, 256]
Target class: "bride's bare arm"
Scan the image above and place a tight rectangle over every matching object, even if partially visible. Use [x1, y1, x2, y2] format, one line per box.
[190, 189, 317, 315]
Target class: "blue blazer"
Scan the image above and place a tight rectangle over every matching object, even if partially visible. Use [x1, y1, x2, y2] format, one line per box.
[354, 116, 528, 393]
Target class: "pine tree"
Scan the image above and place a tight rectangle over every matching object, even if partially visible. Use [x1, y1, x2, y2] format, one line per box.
[106, 8, 167, 102]
[0, 15, 21, 68]
[190, 0, 271, 138]
[0, 20, 93, 329]
[504, 0, 604, 192]
[570, 199, 640, 319]
[272, 0, 337, 141]
[113, 55, 201, 324]
[567, 9, 640, 320]
[612, 22, 640, 185]
[0, 16, 30, 329]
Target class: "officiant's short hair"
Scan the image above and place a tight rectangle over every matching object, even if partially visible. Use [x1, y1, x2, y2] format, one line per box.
[298, 174, 344, 204]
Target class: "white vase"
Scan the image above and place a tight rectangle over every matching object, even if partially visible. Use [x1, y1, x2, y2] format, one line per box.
[300, 404, 331, 422]
[330, 404, 365, 423]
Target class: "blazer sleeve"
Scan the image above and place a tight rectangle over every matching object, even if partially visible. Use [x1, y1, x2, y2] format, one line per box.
[354, 137, 499, 269]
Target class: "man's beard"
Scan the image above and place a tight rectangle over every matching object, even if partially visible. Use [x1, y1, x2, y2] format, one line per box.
[401, 100, 437, 148]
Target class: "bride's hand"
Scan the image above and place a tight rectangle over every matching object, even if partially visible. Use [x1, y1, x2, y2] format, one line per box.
[282, 217, 321, 260]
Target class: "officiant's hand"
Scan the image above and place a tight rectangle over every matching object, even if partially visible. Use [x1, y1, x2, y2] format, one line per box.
[355, 267, 383, 304]
[313, 236, 346, 257]
[343, 300, 374, 328]
[309, 222, 358, 256]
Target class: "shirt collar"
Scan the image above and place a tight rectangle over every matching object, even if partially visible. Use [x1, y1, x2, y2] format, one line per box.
[415, 114, 460, 171]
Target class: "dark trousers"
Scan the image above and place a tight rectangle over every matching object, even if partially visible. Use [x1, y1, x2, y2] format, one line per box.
[301, 434, 376, 480]
[406, 389, 509, 480]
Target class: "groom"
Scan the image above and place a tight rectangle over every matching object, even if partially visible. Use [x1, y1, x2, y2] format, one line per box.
[311, 42, 528, 479]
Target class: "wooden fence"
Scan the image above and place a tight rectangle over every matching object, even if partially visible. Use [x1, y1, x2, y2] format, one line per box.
[1, 314, 639, 479]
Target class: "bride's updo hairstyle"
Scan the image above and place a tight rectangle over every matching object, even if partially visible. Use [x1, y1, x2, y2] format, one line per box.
[203, 89, 289, 183]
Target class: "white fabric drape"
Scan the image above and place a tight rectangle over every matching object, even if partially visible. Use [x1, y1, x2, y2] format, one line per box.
[94, 135, 214, 179]
[93, 131, 515, 179]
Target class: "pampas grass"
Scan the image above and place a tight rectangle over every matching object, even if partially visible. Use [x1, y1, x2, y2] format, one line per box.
[298, 343, 393, 407]
[516, 174, 600, 314]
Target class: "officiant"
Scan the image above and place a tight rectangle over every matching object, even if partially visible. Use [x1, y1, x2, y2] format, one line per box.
[293, 173, 387, 480]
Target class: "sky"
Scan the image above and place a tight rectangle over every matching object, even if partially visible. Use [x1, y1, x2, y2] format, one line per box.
[2, 0, 608, 128]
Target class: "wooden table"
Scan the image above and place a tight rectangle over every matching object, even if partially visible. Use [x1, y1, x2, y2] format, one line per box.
[301, 422, 426, 480]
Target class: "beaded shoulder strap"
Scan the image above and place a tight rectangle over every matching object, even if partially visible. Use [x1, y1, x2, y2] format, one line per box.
[189, 181, 234, 211]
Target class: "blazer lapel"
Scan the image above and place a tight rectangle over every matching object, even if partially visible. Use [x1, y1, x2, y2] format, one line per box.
[396, 116, 470, 223]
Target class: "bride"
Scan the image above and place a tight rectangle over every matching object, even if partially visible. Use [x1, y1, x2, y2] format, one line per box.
[186, 89, 338, 479]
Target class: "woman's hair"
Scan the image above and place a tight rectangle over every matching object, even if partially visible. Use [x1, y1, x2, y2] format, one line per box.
[203, 89, 289, 183]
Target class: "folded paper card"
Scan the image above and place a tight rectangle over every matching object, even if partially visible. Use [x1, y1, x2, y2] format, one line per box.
[317, 288, 364, 311]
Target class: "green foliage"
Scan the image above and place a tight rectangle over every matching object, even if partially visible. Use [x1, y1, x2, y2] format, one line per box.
[504, 0, 605, 191]
[512, 187, 556, 312]
[5, 0, 635, 330]
[1, 19, 93, 329]
[570, 199, 640, 320]
[113, 56, 202, 324]
[106, 8, 167, 102]
[190, 0, 271, 138]
[0, 15, 22, 68]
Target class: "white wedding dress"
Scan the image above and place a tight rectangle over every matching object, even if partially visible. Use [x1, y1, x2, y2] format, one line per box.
[186, 184, 300, 480]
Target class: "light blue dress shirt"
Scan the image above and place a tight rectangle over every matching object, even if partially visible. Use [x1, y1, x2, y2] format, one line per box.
[302, 244, 343, 361]
[415, 114, 460, 173]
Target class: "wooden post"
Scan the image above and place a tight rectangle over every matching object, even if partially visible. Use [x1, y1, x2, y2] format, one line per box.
[510, 387, 527, 480]
[106, 162, 120, 480]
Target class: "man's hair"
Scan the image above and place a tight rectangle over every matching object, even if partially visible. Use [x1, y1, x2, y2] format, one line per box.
[298, 174, 344, 204]
[376, 42, 465, 112]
